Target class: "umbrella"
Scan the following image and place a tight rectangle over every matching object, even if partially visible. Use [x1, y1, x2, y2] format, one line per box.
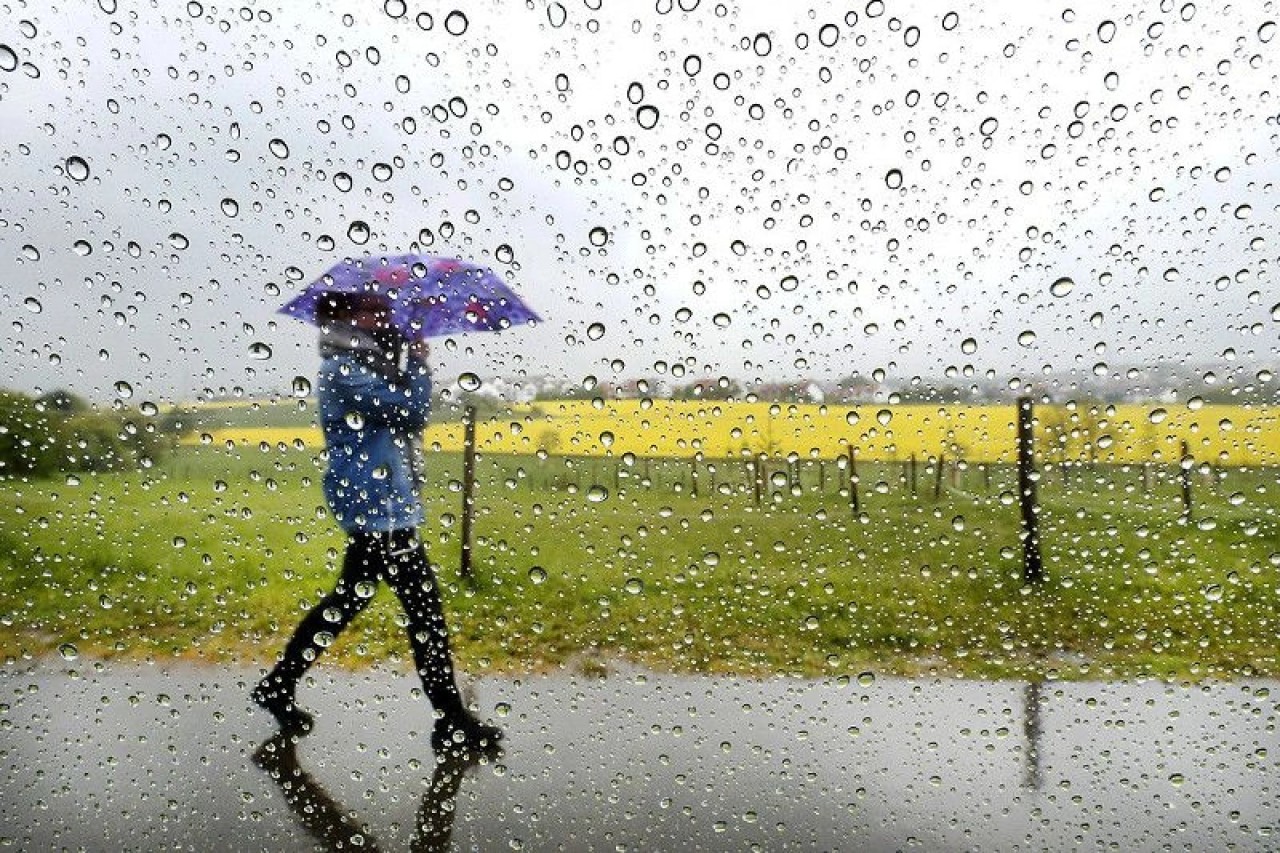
[278, 253, 540, 340]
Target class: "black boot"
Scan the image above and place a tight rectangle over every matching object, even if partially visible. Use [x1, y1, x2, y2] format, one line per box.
[252, 681, 315, 735]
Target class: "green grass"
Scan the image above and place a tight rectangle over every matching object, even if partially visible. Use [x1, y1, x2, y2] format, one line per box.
[0, 446, 1276, 681]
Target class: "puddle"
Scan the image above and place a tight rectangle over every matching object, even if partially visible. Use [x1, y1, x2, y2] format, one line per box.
[1, 659, 1275, 850]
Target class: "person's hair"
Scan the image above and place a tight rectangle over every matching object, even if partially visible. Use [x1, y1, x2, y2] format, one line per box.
[315, 292, 384, 325]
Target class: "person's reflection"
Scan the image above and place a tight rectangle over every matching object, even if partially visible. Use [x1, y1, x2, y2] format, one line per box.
[253, 733, 488, 852]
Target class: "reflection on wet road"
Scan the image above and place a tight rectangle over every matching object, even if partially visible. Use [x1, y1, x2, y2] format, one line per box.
[1, 659, 1275, 850]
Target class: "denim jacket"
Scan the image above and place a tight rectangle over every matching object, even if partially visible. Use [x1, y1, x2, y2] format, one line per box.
[317, 351, 431, 533]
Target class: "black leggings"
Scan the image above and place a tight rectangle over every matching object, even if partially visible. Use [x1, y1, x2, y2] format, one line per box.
[265, 528, 463, 715]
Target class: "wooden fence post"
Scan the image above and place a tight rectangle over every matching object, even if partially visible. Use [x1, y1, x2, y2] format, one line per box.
[1180, 439, 1193, 522]
[1017, 397, 1044, 585]
[933, 453, 945, 500]
[847, 447, 859, 515]
[460, 405, 477, 583]
[909, 454, 918, 496]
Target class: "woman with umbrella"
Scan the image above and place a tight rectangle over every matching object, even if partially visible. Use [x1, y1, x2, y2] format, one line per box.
[254, 255, 535, 754]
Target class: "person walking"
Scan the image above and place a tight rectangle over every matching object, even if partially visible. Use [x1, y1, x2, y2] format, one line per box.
[252, 291, 502, 755]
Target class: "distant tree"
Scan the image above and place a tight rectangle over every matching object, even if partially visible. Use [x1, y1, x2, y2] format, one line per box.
[37, 389, 90, 414]
[0, 391, 65, 477]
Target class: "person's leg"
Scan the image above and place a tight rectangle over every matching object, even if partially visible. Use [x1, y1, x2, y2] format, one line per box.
[382, 528, 502, 753]
[381, 528, 465, 715]
[254, 531, 382, 728]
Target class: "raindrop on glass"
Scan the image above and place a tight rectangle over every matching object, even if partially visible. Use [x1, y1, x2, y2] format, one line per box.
[588, 226, 609, 246]
[348, 220, 371, 244]
[458, 371, 482, 391]
[636, 105, 660, 130]
[1049, 277, 1074, 297]
[587, 322, 605, 340]
[65, 156, 90, 181]
[528, 566, 548, 584]
[268, 138, 289, 159]
[885, 169, 903, 189]
[248, 342, 273, 360]
[444, 10, 468, 35]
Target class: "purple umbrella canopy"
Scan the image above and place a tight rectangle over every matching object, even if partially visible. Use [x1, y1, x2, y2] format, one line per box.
[278, 253, 541, 340]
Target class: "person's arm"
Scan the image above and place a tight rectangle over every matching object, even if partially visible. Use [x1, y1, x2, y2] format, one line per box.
[336, 354, 432, 431]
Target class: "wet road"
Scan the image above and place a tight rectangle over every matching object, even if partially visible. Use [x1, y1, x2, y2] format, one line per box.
[1, 658, 1275, 851]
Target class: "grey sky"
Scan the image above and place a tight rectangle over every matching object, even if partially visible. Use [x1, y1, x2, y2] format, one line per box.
[1, 0, 1276, 404]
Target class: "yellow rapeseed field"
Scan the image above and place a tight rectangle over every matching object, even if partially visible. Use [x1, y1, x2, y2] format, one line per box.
[189, 400, 1280, 466]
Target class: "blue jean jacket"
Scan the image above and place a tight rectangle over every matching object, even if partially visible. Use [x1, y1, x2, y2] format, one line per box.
[318, 352, 431, 533]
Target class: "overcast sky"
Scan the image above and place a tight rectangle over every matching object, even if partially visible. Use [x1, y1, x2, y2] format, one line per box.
[1, 0, 1276, 404]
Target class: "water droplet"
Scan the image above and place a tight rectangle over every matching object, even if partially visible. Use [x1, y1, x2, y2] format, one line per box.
[268, 138, 289, 159]
[636, 105, 660, 130]
[942, 11, 959, 31]
[599, 430, 615, 447]
[21, 244, 39, 261]
[114, 380, 133, 399]
[248, 342, 272, 360]
[372, 162, 393, 182]
[845, 411, 860, 425]
[1168, 773, 1185, 786]
[979, 117, 998, 136]
[348, 220, 371, 244]
[857, 671, 876, 686]
[291, 376, 312, 396]
[444, 10, 468, 35]
[1049, 277, 1075, 297]
[587, 322, 605, 340]
[58, 643, 79, 661]
[624, 577, 644, 594]
[547, 2, 567, 27]
[1018, 330, 1036, 346]
[72, 240, 92, 256]
[65, 156, 90, 181]
[1098, 20, 1116, 43]
[1260, 21, 1276, 43]
[458, 371, 482, 391]
[712, 313, 731, 328]
[187, 1, 203, 16]
[169, 232, 189, 250]
[961, 337, 978, 354]
[23, 297, 42, 313]
[588, 226, 609, 247]
[752, 33, 772, 56]
[219, 197, 239, 217]
[345, 410, 365, 430]
[355, 580, 377, 599]
[1148, 408, 1168, 424]
[495, 244, 514, 264]
[818, 24, 839, 47]
[334, 172, 353, 192]
[586, 484, 609, 503]
[495, 701, 512, 717]
[683, 54, 702, 76]
[885, 169, 903, 189]
[779, 275, 799, 292]
[1234, 204, 1251, 220]
[1203, 585, 1223, 602]
[99, 594, 114, 609]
